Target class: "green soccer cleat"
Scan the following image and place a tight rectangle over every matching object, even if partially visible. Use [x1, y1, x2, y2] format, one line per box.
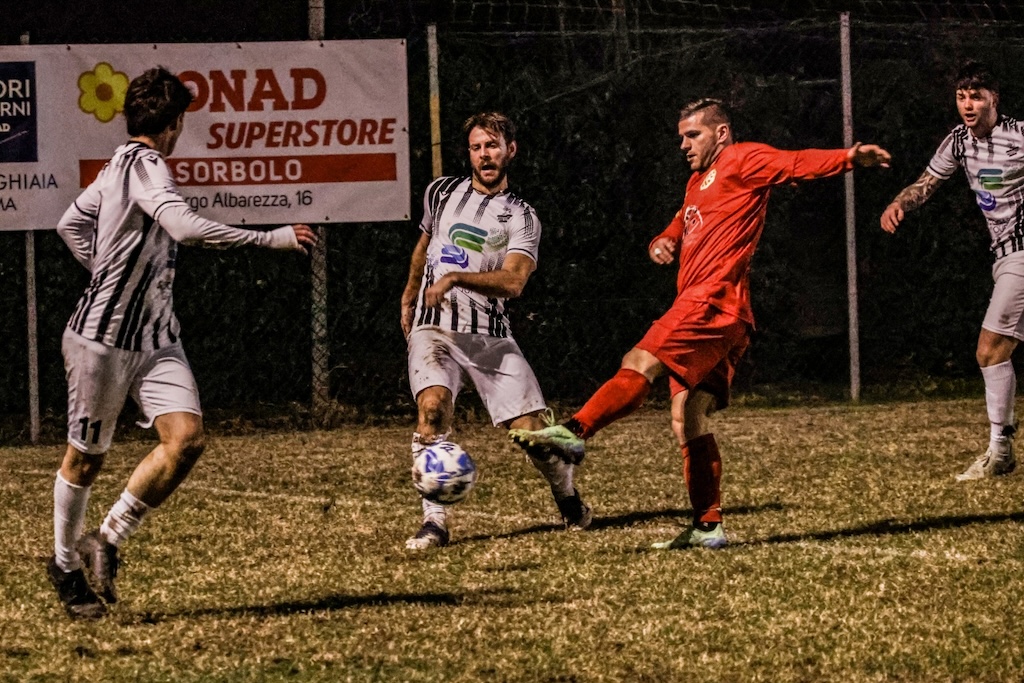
[651, 523, 728, 550]
[509, 424, 586, 465]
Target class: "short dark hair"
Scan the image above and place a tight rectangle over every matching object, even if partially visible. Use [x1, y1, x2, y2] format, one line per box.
[679, 98, 731, 127]
[124, 66, 194, 136]
[462, 111, 516, 146]
[955, 60, 999, 94]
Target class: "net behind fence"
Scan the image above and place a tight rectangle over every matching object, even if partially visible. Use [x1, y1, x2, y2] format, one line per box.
[3, 1, 1022, 429]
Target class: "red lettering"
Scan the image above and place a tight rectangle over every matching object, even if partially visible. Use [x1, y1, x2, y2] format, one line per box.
[358, 119, 379, 145]
[243, 121, 267, 147]
[267, 120, 284, 148]
[322, 120, 338, 146]
[207, 122, 224, 149]
[303, 120, 321, 146]
[379, 118, 396, 144]
[284, 121, 303, 147]
[209, 70, 247, 113]
[224, 122, 246, 149]
[290, 68, 326, 110]
[337, 120, 357, 145]
[247, 69, 289, 111]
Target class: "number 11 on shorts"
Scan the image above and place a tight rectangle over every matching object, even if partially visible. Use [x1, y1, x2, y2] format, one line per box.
[78, 417, 102, 445]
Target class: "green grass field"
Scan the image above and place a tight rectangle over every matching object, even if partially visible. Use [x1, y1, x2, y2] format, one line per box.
[1, 399, 1022, 682]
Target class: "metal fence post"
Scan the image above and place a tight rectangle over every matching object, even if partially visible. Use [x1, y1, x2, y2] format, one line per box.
[308, 0, 331, 427]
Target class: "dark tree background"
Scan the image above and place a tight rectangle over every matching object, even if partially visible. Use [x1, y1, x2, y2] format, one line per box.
[3, 1, 1022, 426]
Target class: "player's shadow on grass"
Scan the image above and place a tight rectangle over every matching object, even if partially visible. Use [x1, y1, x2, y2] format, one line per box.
[735, 510, 1024, 547]
[137, 586, 525, 622]
[458, 502, 784, 544]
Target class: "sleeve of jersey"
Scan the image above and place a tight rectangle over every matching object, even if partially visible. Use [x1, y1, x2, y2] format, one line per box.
[507, 204, 541, 264]
[739, 143, 852, 187]
[651, 208, 686, 250]
[925, 132, 959, 180]
[133, 156, 297, 250]
[417, 178, 441, 234]
[56, 184, 101, 271]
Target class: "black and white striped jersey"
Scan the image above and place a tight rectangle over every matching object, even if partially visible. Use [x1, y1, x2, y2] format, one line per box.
[58, 141, 295, 352]
[928, 115, 1024, 257]
[413, 176, 541, 337]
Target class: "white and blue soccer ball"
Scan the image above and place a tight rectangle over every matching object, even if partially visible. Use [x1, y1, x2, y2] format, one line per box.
[412, 441, 478, 505]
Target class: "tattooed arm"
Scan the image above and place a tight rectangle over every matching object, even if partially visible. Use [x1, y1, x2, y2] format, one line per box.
[880, 170, 945, 233]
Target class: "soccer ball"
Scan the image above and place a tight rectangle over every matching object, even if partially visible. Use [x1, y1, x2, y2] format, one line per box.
[412, 441, 478, 505]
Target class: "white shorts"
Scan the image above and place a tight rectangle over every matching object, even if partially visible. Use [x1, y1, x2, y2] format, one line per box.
[62, 328, 202, 454]
[983, 250, 1024, 341]
[407, 326, 546, 426]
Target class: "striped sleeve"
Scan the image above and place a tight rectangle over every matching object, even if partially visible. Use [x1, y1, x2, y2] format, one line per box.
[926, 130, 962, 181]
[57, 183, 102, 271]
[132, 152, 286, 249]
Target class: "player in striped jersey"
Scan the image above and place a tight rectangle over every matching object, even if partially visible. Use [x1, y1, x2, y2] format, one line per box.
[882, 61, 1023, 482]
[510, 99, 890, 550]
[47, 67, 315, 619]
[400, 112, 590, 549]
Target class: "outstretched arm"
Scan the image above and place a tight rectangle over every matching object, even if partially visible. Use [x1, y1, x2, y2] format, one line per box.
[880, 170, 944, 234]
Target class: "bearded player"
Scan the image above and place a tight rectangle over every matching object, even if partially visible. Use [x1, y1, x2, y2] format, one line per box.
[400, 111, 591, 549]
[511, 98, 890, 549]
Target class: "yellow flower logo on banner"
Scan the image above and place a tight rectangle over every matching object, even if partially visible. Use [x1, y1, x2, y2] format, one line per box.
[78, 63, 129, 123]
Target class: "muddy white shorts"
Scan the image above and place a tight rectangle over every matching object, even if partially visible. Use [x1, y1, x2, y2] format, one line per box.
[62, 328, 202, 454]
[983, 250, 1024, 341]
[407, 326, 546, 426]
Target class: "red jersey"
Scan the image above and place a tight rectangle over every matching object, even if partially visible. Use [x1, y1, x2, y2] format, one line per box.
[654, 142, 852, 325]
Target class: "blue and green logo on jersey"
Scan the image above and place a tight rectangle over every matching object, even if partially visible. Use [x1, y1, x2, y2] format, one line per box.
[440, 244, 469, 268]
[976, 169, 1003, 211]
[449, 223, 487, 253]
[977, 168, 1003, 191]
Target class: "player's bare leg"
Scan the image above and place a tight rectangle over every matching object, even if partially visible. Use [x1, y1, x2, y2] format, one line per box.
[406, 386, 454, 550]
[508, 411, 592, 531]
[652, 389, 727, 550]
[79, 411, 205, 603]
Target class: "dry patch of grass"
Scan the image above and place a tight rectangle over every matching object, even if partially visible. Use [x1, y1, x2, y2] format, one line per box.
[1, 399, 1022, 682]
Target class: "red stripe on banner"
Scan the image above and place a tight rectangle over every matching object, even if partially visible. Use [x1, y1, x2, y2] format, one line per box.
[79, 153, 397, 187]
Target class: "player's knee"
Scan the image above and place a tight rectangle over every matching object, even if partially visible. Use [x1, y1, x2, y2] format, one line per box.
[418, 397, 451, 432]
[670, 418, 686, 445]
[180, 434, 205, 463]
[63, 447, 106, 485]
[169, 428, 205, 465]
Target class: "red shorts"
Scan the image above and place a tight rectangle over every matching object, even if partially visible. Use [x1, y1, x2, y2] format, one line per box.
[635, 300, 750, 409]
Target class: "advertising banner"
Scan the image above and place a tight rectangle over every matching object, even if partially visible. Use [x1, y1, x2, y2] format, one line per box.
[0, 40, 409, 230]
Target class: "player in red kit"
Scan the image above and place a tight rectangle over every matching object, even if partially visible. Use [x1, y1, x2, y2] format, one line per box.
[510, 98, 891, 549]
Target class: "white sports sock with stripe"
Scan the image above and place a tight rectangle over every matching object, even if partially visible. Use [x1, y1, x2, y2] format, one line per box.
[99, 489, 152, 547]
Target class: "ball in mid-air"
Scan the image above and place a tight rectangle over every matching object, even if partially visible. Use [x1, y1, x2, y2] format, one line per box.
[412, 441, 478, 505]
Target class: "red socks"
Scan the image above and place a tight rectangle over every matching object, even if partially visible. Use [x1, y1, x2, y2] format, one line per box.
[572, 368, 651, 439]
[681, 433, 722, 524]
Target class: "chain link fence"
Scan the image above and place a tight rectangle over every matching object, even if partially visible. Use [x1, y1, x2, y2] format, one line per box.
[3, 0, 1024, 436]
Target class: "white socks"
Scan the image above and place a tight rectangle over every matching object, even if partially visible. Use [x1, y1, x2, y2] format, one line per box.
[99, 489, 152, 547]
[982, 360, 1016, 453]
[53, 472, 90, 572]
